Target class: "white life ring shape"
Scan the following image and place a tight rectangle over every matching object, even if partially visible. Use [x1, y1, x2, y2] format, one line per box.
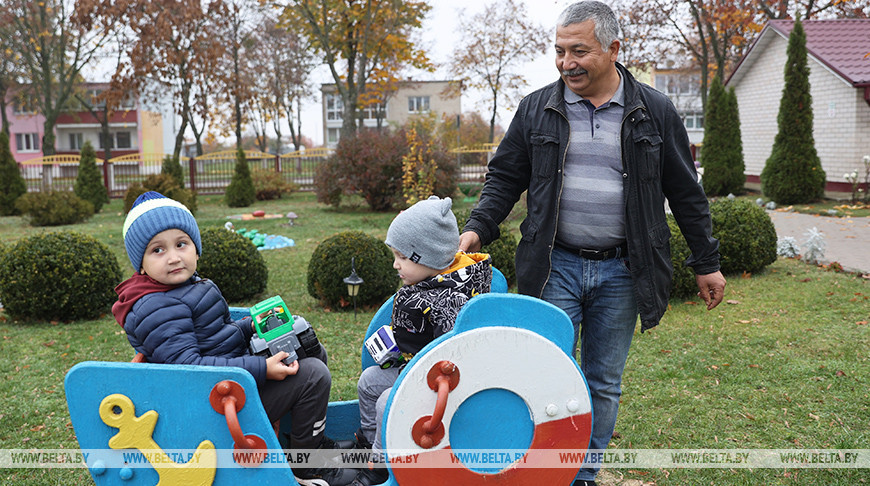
[385, 326, 592, 485]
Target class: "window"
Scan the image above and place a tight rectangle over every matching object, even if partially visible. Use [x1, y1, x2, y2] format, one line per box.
[99, 131, 133, 149]
[655, 73, 700, 96]
[683, 113, 704, 130]
[326, 93, 343, 121]
[408, 96, 430, 113]
[13, 95, 37, 115]
[115, 131, 131, 149]
[327, 128, 340, 145]
[360, 102, 386, 120]
[69, 133, 84, 150]
[15, 133, 40, 152]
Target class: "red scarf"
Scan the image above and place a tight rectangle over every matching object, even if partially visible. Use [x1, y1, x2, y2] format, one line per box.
[112, 273, 177, 327]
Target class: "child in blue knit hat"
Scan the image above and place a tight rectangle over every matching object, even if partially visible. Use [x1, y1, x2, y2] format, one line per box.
[349, 196, 492, 486]
[113, 191, 355, 486]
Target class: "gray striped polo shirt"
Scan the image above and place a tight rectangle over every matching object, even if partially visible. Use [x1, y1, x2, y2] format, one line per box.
[556, 75, 626, 251]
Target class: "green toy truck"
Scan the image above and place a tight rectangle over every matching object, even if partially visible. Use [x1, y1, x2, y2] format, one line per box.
[248, 296, 321, 364]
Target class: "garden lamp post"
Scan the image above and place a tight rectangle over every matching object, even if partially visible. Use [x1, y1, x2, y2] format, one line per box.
[343, 257, 364, 320]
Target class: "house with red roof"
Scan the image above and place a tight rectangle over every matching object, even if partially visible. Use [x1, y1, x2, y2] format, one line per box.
[726, 19, 870, 197]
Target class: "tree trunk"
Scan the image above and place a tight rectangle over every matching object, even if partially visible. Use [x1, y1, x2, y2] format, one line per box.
[0, 82, 8, 136]
[41, 115, 57, 156]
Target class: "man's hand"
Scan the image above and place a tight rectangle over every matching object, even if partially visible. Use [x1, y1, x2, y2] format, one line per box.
[265, 352, 299, 380]
[696, 271, 726, 310]
[459, 231, 482, 253]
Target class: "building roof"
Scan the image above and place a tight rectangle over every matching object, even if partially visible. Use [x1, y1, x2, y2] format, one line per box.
[728, 19, 870, 87]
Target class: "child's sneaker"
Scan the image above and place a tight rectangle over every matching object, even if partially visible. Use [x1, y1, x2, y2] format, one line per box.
[349, 463, 389, 486]
[294, 466, 357, 486]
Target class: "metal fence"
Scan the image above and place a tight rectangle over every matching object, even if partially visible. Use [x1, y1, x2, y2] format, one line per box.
[16, 144, 497, 198]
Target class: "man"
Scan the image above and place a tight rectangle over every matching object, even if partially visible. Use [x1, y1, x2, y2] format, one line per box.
[458, 2, 726, 485]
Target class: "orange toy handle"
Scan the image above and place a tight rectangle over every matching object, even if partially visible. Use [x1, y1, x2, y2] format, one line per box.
[210, 380, 267, 466]
[412, 361, 460, 449]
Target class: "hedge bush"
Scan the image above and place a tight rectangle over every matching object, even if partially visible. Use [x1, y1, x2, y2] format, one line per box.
[0, 232, 122, 321]
[253, 169, 295, 200]
[454, 208, 517, 288]
[123, 174, 197, 214]
[15, 191, 94, 226]
[226, 148, 256, 208]
[307, 231, 399, 310]
[0, 131, 27, 216]
[74, 141, 108, 213]
[667, 215, 697, 299]
[197, 227, 268, 303]
[710, 198, 777, 275]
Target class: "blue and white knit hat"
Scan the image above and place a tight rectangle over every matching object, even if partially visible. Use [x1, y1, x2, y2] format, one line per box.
[385, 196, 458, 270]
[122, 191, 201, 271]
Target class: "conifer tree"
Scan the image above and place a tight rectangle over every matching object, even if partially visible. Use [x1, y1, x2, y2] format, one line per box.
[161, 154, 185, 189]
[0, 131, 27, 216]
[225, 147, 255, 207]
[74, 141, 108, 213]
[761, 19, 826, 204]
[701, 76, 745, 196]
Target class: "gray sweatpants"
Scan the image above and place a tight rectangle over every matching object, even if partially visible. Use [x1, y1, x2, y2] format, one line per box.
[259, 346, 331, 449]
[357, 364, 401, 452]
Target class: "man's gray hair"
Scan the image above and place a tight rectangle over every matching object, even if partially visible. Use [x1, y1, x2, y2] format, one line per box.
[557, 1, 621, 50]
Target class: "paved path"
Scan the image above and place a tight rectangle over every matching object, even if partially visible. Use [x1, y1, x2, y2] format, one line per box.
[766, 210, 870, 274]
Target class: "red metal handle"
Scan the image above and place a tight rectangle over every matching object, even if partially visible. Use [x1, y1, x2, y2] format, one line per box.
[210, 380, 267, 466]
[412, 361, 460, 449]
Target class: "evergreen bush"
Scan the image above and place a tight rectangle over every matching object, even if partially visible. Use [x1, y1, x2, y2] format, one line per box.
[252, 169, 295, 200]
[197, 227, 268, 303]
[454, 208, 517, 287]
[0, 131, 27, 216]
[760, 19, 826, 204]
[0, 232, 122, 321]
[307, 231, 399, 310]
[667, 215, 697, 299]
[225, 148, 256, 208]
[700, 76, 745, 196]
[710, 198, 777, 275]
[123, 174, 197, 214]
[73, 141, 108, 213]
[161, 155, 185, 188]
[15, 191, 94, 226]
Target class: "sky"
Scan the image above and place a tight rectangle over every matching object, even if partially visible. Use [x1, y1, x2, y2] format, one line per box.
[300, 0, 573, 145]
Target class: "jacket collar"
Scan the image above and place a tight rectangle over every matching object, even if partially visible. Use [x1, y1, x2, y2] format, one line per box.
[545, 62, 645, 116]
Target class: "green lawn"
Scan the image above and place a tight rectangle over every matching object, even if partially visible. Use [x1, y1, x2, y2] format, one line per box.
[1, 192, 867, 485]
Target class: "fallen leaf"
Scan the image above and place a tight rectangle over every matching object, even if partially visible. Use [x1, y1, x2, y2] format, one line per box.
[42, 340, 55, 347]
[800, 278, 812, 282]
[738, 320, 751, 324]
[809, 413, 820, 420]
[835, 370, 846, 377]
[726, 300, 740, 305]
[748, 364, 760, 368]
[741, 271, 752, 279]
[683, 301, 698, 305]
[857, 321, 867, 326]
[660, 349, 672, 354]
[30, 425, 45, 432]
[711, 365, 719, 370]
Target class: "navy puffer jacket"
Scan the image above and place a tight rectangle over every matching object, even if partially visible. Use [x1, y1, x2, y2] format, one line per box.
[123, 275, 265, 384]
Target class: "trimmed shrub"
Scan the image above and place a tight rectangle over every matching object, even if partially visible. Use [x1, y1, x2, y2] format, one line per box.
[761, 19, 826, 204]
[0, 232, 122, 321]
[0, 131, 27, 216]
[667, 215, 697, 299]
[74, 141, 108, 213]
[197, 227, 268, 303]
[710, 198, 777, 275]
[225, 148, 256, 208]
[15, 191, 94, 226]
[123, 174, 197, 214]
[161, 155, 185, 188]
[307, 231, 399, 310]
[454, 208, 517, 288]
[252, 169, 295, 200]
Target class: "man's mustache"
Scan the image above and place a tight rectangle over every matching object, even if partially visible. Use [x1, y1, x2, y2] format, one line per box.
[562, 68, 587, 76]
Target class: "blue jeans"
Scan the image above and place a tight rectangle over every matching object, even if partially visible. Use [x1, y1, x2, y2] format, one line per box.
[541, 245, 638, 482]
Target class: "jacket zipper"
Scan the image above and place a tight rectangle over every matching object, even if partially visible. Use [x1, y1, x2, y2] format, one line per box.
[539, 105, 572, 297]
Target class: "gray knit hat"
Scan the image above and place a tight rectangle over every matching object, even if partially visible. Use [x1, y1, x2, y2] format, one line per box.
[122, 191, 201, 271]
[385, 196, 458, 270]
